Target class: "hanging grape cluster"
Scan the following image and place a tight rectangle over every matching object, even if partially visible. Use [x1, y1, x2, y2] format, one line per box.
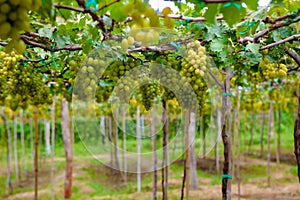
[180, 40, 208, 109]
[74, 57, 103, 101]
[94, 58, 140, 103]
[0, 50, 52, 110]
[0, 0, 42, 53]
[139, 81, 162, 110]
[249, 58, 288, 84]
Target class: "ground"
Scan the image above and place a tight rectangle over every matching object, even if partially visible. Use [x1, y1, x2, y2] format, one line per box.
[1, 145, 300, 200]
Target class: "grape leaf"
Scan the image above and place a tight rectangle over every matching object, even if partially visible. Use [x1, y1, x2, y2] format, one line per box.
[204, 4, 219, 24]
[221, 5, 246, 27]
[38, 0, 56, 22]
[210, 38, 226, 52]
[205, 23, 229, 41]
[99, 80, 114, 87]
[246, 43, 260, 55]
[38, 27, 53, 38]
[110, 2, 127, 22]
[243, 0, 258, 10]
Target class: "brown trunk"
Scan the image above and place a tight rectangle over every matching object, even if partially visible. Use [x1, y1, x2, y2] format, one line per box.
[294, 92, 300, 182]
[236, 88, 241, 200]
[108, 117, 113, 168]
[201, 115, 206, 157]
[121, 108, 127, 183]
[248, 114, 255, 154]
[275, 108, 280, 164]
[189, 112, 198, 190]
[277, 108, 281, 161]
[267, 101, 273, 187]
[34, 106, 39, 200]
[13, 114, 20, 181]
[243, 112, 247, 153]
[216, 108, 221, 174]
[152, 106, 157, 200]
[51, 97, 56, 200]
[61, 99, 73, 199]
[29, 118, 34, 170]
[181, 109, 190, 200]
[221, 66, 232, 200]
[1, 108, 13, 196]
[20, 110, 27, 174]
[113, 109, 120, 170]
[100, 116, 106, 146]
[260, 113, 266, 158]
[162, 100, 169, 200]
[231, 108, 236, 178]
[136, 106, 141, 193]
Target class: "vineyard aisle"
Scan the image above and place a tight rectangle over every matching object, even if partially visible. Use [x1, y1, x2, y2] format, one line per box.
[0, 0, 300, 200]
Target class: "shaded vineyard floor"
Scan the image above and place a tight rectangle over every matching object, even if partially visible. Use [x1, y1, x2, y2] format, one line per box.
[1, 145, 300, 200]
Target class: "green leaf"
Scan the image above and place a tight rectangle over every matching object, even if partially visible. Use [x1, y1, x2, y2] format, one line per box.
[38, 27, 53, 38]
[37, 0, 56, 22]
[110, 2, 127, 22]
[99, 80, 114, 87]
[221, 5, 246, 27]
[210, 38, 226, 52]
[272, 30, 282, 42]
[246, 43, 260, 55]
[244, 0, 258, 10]
[204, 4, 219, 24]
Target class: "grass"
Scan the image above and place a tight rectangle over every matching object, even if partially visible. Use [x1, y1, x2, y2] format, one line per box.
[0, 110, 298, 199]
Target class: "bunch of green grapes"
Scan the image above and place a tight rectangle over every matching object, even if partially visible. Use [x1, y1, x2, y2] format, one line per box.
[248, 72, 262, 85]
[180, 40, 208, 109]
[258, 58, 287, 80]
[74, 58, 99, 101]
[152, 53, 180, 101]
[95, 85, 113, 103]
[94, 57, 140, 103]
[0, 0, 42, 53]
[122, 0, 162, 47]
[139, 81, 162, 110]
[269, 88, 281, 101]
[244, 87, 260, 110]
[0, 50, 52, 110]
[106, 58, 139, 82]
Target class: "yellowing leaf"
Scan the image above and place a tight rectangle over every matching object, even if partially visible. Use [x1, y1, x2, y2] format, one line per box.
[162, 7, 172, 16]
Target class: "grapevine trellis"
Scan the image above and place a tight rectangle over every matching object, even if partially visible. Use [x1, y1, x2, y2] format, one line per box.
[0, 0, 300, 200]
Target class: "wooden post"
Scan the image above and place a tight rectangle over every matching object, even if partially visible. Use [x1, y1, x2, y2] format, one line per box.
[13, 113, 20, 182]
[182, 109, 190, 200]
[267, 100, 273, 187]
[20, 110, 27, 174]
[189, 112, 198, 190]
[1, 108, 13, 196]
[294, 91, 300, 182]
[236, 88, 241, 200]
[51, 98, 56, 200]
[136, 106, 141, 193]
[260, 113, 266, 158]
[34, 106, 39, 200]
[152, 106, 157, 200]
[162, 100, 169, 200]
[221, 66, 232, 200]
[61, 99, 73, 198]
[216, 108, 221, 174]
[121, 107, 127, 183]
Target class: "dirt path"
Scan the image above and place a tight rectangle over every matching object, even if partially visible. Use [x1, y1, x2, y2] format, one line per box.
[2, 154, 300, 200]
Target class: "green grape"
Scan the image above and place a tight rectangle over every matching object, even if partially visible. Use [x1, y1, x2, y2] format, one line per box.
[127, 36, 135, 45]
[0, 0, 42, 52]
[121, 38, 129, 50]
[0, 3, 11, 14]
[139, 81, 162, 110]
[0, 50, 52, 109]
